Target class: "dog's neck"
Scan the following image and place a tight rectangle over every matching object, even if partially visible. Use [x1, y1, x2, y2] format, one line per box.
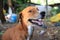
[18, 21, 28, 31]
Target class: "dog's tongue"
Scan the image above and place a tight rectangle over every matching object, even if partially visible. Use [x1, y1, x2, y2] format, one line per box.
[32, 19, 43, 25]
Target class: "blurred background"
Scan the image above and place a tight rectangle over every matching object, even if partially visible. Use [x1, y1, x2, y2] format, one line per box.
[2, 0, 60, 23]
[0, 0, 60, 40]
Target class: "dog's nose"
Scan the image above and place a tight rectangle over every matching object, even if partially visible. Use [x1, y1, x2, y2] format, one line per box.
[40, 12, 45, 19]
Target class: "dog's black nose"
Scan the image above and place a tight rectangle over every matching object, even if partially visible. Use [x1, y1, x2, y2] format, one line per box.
[40, 12, 45, 19]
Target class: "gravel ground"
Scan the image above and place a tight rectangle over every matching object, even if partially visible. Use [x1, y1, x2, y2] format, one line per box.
[0, 23, 60, 40]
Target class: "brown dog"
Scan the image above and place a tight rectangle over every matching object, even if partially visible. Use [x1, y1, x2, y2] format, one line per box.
[2, 6, 41, 40]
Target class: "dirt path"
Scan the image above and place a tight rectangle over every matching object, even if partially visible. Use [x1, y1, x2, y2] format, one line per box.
[0, 23, 60, 40]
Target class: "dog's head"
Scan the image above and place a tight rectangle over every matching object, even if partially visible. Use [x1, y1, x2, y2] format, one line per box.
[19, 6, 41, 26]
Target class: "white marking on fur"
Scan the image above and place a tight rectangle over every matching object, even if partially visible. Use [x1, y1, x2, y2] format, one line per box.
[27, 25, 33, 40]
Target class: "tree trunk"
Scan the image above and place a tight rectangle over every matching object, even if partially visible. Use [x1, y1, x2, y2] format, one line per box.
[0, 0, 6, 24]
[7, 0, 12, 7]
[29, 0, 31, 3]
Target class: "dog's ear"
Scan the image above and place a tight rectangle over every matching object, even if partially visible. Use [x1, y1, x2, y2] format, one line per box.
[18, 12, 22, 23]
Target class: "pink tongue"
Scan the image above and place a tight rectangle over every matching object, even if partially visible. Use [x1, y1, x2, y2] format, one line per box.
[32, 20, 43, 25]
[38, 22, 43, 25]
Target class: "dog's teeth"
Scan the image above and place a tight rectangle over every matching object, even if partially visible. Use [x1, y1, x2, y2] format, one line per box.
[38, 19, 42, 21]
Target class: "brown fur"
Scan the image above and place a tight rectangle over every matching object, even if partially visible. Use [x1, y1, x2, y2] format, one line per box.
[2, 23, 28, 40]
[2, 6, 38, 40]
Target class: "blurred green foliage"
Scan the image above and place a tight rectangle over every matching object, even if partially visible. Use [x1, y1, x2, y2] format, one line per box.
[3, 0, 30, 13]
[12, 0, 30, 13]
[3, 0, 60, 14]
[15, 3, 29, 13]
[51, 6, 60, 16]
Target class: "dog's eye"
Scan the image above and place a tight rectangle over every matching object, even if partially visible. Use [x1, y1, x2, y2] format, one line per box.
[37, 8, 39, 11]
[29, 10, 32, 12]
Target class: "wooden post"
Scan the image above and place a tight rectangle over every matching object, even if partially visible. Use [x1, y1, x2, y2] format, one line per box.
[7, 0, 12, 7]
[0, 0, 6, 24]
[29, 0, 31, 3]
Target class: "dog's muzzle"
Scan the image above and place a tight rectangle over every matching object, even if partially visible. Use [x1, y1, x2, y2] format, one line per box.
[28, 19, 43, 26]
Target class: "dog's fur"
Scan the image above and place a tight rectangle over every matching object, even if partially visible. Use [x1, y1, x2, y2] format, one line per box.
[2, 6, 40, 40]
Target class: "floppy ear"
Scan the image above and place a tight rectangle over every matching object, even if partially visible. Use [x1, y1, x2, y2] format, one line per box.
[18, 12, 22, 23]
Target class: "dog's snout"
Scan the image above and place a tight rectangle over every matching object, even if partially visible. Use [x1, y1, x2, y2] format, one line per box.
[40, 12, 45, 19]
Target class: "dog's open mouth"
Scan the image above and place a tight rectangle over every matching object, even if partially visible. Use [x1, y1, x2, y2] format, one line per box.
[28, 19, 43, 26]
